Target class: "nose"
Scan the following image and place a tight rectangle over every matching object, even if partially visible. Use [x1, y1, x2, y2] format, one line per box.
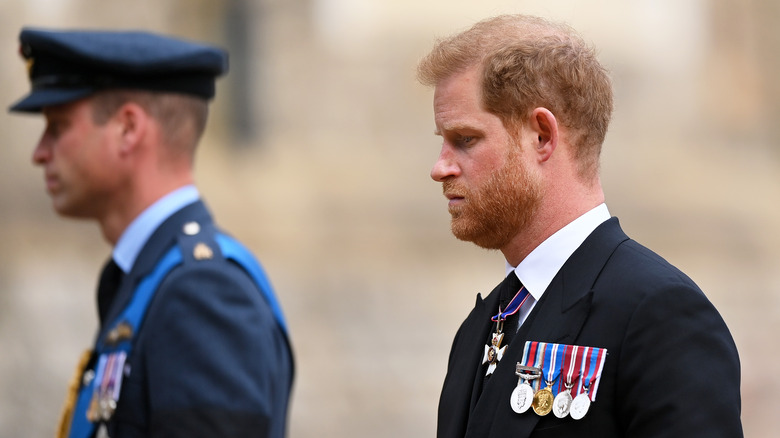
[430, 145, 460, 182]
[32, 136, 52, 166]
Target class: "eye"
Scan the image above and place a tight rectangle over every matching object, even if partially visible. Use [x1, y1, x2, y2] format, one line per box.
[45, 121, 61, 138]
[458, 135, 476, 147]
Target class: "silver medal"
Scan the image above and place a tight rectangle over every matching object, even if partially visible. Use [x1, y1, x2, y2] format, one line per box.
[552, 382, 573, 418]
[510, 363, 541, 414]
[569, 392, 591, 420]
[510, 382, 535, 414]
[552, 390, 572, 418]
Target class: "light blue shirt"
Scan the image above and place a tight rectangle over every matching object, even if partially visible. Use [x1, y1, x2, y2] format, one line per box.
[113, 185, 200, 273]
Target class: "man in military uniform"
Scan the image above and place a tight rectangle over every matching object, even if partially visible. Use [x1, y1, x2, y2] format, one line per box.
[417, 15, 743, 437]
[9, 28, 293, 438]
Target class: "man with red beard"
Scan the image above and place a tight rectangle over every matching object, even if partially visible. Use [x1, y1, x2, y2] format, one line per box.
[418, 15, 742, 438]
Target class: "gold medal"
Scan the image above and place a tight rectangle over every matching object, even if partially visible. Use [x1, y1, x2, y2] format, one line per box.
[532, 387, 554, 416]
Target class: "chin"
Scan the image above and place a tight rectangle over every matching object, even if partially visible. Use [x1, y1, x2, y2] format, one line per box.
[451, 222, 507, 250]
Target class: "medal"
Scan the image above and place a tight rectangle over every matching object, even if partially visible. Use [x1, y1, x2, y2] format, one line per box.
[552, 383, 573, 418]
[511, 341, 546, 414]
[553, 345, 582, 418]
[482, 331, 506, 376]
[482, 285, 529, 377]
[509, 341, 552, 414]
[570, 346, 607, 420]
[510, 364, 541, 414]
[532, 387, 554, 416]
[86, 351, 127, 422]
[570, 391, 591, 420]
[86, 354, 109, 422]
[482, 321, 507, 377]
[533, 343, 561, 416]
[513, 341, 607, 420]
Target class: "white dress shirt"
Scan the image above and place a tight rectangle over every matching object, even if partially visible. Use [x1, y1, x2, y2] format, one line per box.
[506, 203, 611, 327]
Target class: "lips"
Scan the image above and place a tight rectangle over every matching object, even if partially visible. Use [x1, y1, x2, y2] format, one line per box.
[445, 192, 463, 201]
[443, 179, 465, 197]
[44, 172, 59, 192]
[443, 189, 467, 215]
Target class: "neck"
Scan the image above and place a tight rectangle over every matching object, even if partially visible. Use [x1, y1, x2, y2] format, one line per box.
[98, 173, 194, 245]
[501, 178, 604, 267]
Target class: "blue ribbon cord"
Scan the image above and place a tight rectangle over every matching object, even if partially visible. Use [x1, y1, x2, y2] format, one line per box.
[491, 287, 530, 322]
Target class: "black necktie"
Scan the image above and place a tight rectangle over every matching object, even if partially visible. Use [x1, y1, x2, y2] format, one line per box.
[97, 258, 123, 325]
[497, 271, 523, 344]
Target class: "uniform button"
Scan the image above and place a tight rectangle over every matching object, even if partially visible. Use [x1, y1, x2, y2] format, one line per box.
[183, 221, 201, 235]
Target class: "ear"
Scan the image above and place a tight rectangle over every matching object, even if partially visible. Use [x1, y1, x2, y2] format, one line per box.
[529, 107, 558, 163]
[113, 102, 149, 155]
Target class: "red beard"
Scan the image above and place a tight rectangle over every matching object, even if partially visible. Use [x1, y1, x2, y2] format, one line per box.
[442, 150, 541, 249]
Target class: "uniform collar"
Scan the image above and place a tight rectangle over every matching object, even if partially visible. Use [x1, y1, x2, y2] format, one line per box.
[506, 203, 611, 301]
[113, 185, 200, 273]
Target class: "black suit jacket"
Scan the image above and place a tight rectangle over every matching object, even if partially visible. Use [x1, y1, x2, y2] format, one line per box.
[95, 201, 293, 438]
[438, 218, 742, 437]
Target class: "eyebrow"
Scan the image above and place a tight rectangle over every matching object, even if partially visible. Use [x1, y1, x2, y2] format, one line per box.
[434, 123, 482, 137]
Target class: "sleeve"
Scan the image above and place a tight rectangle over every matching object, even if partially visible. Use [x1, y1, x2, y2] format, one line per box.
[141, 259, 293, 438]
[616, 280, 743, 437]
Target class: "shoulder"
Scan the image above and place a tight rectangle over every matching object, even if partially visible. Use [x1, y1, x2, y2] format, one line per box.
[599, 236, 703, 297]
[585, 231, 729, 341]
[152, 220, 272, 315]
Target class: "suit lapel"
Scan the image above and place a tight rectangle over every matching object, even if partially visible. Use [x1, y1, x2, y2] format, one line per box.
[467, 289, 499, 411]
[520, 218, 628, 346]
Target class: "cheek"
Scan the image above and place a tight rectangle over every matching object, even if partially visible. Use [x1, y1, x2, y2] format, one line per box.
[69, 136, 116, 185]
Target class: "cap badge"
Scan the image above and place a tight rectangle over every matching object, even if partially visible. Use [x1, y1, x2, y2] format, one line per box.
[19, 44, 34, 77]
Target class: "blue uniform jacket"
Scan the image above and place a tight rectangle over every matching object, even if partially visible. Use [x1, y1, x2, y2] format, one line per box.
[95, 200, 293, 437]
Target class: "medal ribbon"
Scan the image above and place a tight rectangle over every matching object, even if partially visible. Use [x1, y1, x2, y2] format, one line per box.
[519, 340, 532, 368]
[490, 286, 530, 322]
[574, 346, 608, 402]
[560, 345, 584, 391]
[542, 343, 557, 391]
[522, 342, 607, 398]
[540, 343, 566, 394]
[588, 347, 607, 401]
[575, 347, 591, 398]
[520, 341, 547, 391]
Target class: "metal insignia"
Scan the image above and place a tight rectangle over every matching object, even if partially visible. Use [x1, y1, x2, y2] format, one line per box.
[193, 242, 213, 260]
[25, 57, 34, 77]
[183, 221, 201, 235]
[570, 392, 591, 420]
[532, 387, 554, 416]
[106, 321, 134, 345]
[19, 43, 34, 77]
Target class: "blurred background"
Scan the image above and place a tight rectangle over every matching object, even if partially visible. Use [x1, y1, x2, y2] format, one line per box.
[1, 0, 778, 436]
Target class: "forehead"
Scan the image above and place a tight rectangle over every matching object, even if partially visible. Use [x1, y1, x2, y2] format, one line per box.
[433, 66, 503, 134]
[42, 98, 92, 119]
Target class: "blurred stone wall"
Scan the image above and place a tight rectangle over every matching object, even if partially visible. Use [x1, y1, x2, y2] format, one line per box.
[1, 0, 777, 436]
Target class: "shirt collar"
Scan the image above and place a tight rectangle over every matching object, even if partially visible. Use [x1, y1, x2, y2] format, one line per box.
[505, 203, 611, 301]
[113, 185, 200, 273]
